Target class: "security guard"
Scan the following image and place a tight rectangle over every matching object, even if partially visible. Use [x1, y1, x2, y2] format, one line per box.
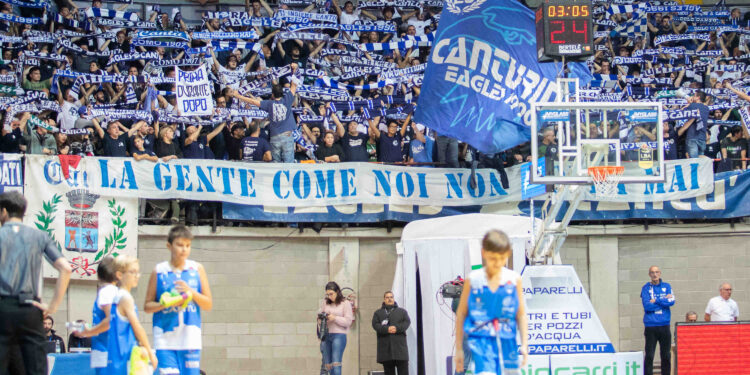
[0, 191, 72, 375]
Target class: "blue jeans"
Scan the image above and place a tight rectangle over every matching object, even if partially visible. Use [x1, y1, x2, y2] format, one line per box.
[687, 138, 706, 158]
[270, 132, 295, 163]
[321, 333, 347, 375]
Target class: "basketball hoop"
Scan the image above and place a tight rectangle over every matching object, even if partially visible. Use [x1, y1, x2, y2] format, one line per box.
[587, 166, 625, 198]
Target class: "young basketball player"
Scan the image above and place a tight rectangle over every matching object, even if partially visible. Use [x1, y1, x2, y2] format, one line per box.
[144, 225, 213, 375]
[107, 255, 157, 374]
[454, 230, 528, 374]
[72, 256, 117, 374]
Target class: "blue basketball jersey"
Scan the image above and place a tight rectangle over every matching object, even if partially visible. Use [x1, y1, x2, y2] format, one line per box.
[106, 289, 137, 375]
[91, 284, 118, 368]
[153, 260, 203, 350]
[464, 267, 521, 371]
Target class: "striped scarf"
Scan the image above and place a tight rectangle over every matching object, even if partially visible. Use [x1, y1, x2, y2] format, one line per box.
[85, 8, 140, 21]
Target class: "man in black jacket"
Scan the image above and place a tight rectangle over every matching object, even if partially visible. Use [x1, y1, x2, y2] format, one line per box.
[372, 291, 410, 375]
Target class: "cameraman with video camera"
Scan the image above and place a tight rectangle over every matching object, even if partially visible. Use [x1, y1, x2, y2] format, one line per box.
[372, 291, 411, 375]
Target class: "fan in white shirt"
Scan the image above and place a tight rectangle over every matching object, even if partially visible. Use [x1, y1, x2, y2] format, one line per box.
[705, 282, 739, 322]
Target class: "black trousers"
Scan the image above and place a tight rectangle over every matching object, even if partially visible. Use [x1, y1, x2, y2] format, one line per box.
[382, 360, 408, 375]
[644, 325, 671, 375]
[0, 299, 47, 375]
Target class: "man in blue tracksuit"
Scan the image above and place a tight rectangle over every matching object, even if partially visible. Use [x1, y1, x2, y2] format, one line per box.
[641, 266, 675, 375]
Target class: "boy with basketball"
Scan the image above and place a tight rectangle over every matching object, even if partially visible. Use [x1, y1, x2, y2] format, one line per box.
[144, 225, 213, 375]
[454, 230, 528, 374]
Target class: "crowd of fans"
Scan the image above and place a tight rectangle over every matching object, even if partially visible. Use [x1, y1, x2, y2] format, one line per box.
[1, 0, 749, 221]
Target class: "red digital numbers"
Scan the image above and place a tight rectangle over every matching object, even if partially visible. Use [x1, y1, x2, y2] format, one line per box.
[572, 19, 588, 41]
[550, 19, 589, 44]
[550, 20, 565, 44]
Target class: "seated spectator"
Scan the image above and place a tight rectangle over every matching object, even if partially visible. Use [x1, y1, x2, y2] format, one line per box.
[240, 122, 272, 162]
[685, 311, 697, 323]
[67, 320, 92, 351]
[316, 131, 345, 163]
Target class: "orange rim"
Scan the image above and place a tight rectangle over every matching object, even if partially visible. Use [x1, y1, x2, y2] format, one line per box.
[587, 166, 625, 182]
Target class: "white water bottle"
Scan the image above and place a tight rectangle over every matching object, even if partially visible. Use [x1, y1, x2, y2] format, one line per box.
[55, 340, 60, 353]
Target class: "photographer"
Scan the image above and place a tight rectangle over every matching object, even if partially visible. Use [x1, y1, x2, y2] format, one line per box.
[317, 282, 353, 375]
[372, 291, 410, 375]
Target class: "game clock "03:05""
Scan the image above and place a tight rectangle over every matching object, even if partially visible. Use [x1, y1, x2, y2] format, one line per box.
[535, 0, 594, 61]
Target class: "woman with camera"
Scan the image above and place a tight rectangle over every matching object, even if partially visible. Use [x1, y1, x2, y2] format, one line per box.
[317, 282, 354, 375]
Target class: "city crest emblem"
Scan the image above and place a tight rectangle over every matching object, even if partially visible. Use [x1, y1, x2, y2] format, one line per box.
[64, 189, 100, 253]
[445, 0, 486, 14]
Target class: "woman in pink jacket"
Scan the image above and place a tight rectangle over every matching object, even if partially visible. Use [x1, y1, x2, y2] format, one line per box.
[319, 282, 354, 375]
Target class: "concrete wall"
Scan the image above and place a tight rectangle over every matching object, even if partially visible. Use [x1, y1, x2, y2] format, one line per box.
[45, 223, 750, 374]
[45, 226, 400, 375]
[561, 224, 750, 354]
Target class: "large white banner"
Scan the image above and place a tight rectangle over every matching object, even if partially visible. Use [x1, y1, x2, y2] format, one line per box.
[24, 156, 139, 280]
[176, 65, 213, 116]
[46, 156, 714, 208]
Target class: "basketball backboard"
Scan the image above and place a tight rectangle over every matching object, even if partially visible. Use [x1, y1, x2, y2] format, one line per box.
[530, 101, 666, 185]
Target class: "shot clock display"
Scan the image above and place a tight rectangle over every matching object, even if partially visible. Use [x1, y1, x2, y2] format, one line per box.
[535, 0, 594, 61]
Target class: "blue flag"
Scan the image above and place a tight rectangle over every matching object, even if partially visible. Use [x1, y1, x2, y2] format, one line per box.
[415, 0, 591, 154]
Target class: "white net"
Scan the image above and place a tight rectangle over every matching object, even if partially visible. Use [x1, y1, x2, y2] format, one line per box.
[588, 166, 625, 198]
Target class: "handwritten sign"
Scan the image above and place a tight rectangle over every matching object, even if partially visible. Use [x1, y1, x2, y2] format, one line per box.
[176, 65, 213, 116]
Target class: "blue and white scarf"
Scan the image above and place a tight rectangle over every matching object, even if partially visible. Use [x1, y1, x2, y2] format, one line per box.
[274, 9, 337, 24]
[380, 63, 426, 80]
[52, 13, 81, 28]
[654, 33, 711, 46]
[96, 18, 156, 28]
[276, 31, 331, 42]
[133, 30, 189, 41]
[85, 8, 140, 22]
[147, 58, 203, 68]
[0, 12, 45, 25]
[0, 0, 46, 8]
[193, 31, 259, 40]
[297, 85, 350, 101]
[316, 76, 395, 91]
[131, 39, 188, 49]
[107, 51, 158, 66]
